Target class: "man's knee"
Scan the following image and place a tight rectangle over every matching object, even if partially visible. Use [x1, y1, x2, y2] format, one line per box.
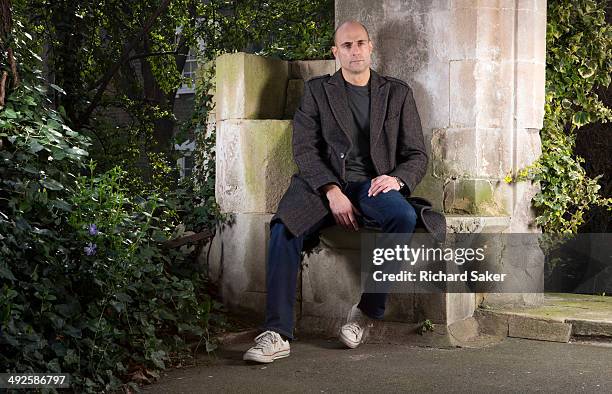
[386, 205, 417, 231]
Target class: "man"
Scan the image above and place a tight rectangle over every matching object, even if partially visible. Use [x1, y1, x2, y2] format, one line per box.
[243, 20, 428, 363]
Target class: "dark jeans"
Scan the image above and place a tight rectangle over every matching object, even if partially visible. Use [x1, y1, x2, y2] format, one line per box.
[262, 180, 417, 340]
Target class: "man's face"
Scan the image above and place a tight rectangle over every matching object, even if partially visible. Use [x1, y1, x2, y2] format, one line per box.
[331, 23, 373, 75]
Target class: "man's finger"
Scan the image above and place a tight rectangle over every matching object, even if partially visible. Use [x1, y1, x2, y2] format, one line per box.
[370, 183, 385, 197]
[368, 183, 382, 197]
[347, 211, 359, 231]
[352, 204, 362, 216]
[338, 213, 351, 230]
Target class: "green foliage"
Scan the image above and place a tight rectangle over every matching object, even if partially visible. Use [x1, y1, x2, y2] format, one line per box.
[2, 0, 334, 391]
[0, 27, 222, 394]
[511, 0, 612, 234]
[418, 319, 434, 335]
[0, 84, 223, 392]
[194, 0, 333, 63]
[181, 0, 333, 224]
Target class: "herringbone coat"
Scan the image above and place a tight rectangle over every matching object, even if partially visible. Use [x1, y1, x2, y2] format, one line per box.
[273, 68, 445, 242]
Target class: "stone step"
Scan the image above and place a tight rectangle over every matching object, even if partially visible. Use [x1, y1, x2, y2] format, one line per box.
[474, 293, 612, 343]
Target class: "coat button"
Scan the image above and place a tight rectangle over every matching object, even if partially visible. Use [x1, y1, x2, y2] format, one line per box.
[340, 153, 345, 159]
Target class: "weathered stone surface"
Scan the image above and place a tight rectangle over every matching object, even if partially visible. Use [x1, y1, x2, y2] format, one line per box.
[515, 128, 542, 170]
[508, 315, 571, 343]
[481, 293, 545, 308]
[432, 128, 511, 179]
[569, 320, 612, 338]
[449, 61, 478, 128]
[445, 215, 511, 233]
[447, 292, 476, 325]
[300, 245, 416, 323]
[411, 172, 445, 212]
[475, 62, 514, 129]
[508, 180, 541, 233]
[411, 61, 450, 131]
[289, 60, 336, 81]
[476, 8, 514, 61]
[300, 247, 362, 321]
[448, 315, 479, 341]
[450, 60, 514, 129]
[216, 119, 297, 214]
[216, 53, 288, 120]
[474, 308, 510, 336]
[432, 128, 477, 177]
[516, 61, 546, 129]
[451, 0, 515, 9]
[443, 179, 506, 215]
[283, 79, 304, 119]
[202, 213, 274, 317]
[448, 8, 477, 60]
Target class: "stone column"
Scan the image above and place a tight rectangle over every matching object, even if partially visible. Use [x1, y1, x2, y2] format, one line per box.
[208, 53, 293, 316]
[206, 53, 337, 317]
[335, 0, 547, 311]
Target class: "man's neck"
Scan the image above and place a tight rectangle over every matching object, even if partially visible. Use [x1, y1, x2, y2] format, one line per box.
[341, 67, 371, 86]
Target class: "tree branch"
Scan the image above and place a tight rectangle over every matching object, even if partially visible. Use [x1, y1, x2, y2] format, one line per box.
[128, 50, 183, 61]
[76, 0, 173, 129]
[0, 70, 7, 106]
[7, 47, 18, 88]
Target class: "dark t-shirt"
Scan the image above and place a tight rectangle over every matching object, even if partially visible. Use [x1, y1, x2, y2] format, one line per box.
[344, 76, 376, 181]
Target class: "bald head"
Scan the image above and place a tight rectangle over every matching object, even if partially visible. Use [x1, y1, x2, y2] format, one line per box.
[333, 20, 370, 46]
[331, 20, 373, 79]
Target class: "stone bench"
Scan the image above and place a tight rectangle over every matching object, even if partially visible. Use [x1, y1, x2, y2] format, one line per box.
[203, 35, 546, 343]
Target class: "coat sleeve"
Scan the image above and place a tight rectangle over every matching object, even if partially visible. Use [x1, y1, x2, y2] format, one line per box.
[388, 87, 428, 196]
[292, 80, 341, 194]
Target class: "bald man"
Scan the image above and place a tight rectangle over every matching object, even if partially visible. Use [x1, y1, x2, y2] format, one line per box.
[243, 20, 428, 363]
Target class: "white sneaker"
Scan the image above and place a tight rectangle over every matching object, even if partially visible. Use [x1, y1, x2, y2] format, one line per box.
[339, 304, 374, 349]
[243, 330, 290, 363]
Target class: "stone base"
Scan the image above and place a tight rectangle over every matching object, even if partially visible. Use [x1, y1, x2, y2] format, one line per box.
[202, 213, 543, 346]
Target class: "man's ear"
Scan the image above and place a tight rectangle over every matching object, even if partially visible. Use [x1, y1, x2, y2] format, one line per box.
[331, 46, 337, 58]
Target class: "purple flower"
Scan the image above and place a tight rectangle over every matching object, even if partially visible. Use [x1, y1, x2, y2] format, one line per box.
[84, 242, 97, 256]
[88, 224, 98, 236]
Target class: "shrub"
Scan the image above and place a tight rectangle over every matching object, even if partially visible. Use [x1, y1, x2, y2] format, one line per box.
[0, 82, 222, 393]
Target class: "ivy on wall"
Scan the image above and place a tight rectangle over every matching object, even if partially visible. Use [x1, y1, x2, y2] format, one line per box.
[512, 0, 611, 234]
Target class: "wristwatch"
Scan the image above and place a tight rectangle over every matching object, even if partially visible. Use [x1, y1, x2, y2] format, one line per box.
[394, 176, 405, 190]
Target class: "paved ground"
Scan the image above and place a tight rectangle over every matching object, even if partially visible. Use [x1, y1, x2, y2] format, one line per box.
[144, 337, 612, 393]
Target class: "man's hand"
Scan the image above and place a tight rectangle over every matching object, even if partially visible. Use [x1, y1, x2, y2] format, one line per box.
[368, 175, 401, 197]
[320, 184, 361, 231]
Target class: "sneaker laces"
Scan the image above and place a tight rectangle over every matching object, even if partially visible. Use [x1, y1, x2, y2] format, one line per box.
[253, 331, 279, 349]
[344, 321, 362, 338]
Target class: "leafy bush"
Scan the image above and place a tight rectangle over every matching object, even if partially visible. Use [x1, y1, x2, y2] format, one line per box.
[0, 80, 222, 393]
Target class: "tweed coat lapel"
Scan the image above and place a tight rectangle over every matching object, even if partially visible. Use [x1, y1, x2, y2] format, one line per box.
[369, 69, 390, 150]
[323, 69, 353, 146]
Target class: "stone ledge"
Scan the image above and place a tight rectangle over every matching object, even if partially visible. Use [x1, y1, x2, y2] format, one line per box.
[474, 293, 612, 344]
[318, 215, 512, 250]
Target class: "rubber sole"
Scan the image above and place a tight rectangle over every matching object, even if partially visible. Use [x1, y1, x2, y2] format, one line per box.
[243, 349, 290, 363]
[338, 329, 361, 349]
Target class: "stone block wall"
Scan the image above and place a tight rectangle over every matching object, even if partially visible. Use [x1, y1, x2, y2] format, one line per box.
[204, 0, 549, 335]
[336, 0, 545, 231]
